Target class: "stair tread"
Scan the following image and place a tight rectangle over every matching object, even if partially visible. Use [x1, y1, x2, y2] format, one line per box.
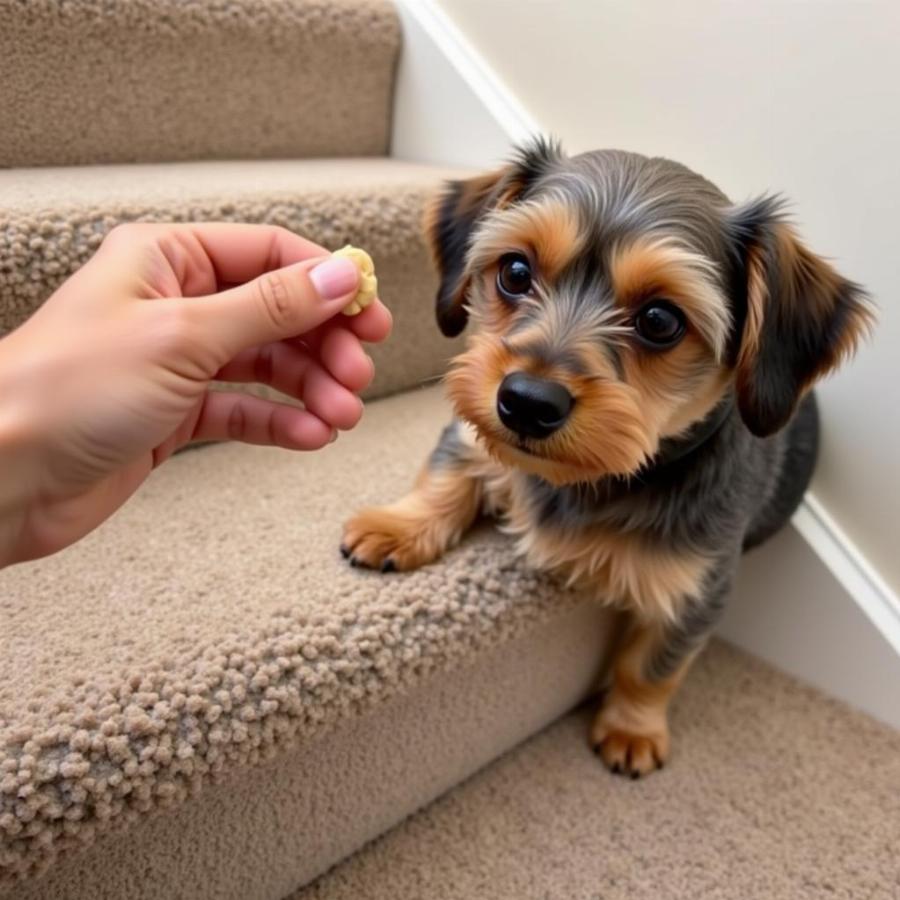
[0, 0, 400, 167]
[0, 158, 464, 212]
[0, 157, 469, 400]
[297, 640, 900, 900]
[0, 385, 591, 883]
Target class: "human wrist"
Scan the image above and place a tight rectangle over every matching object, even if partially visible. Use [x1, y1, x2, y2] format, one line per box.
[0, 347, 42, 566]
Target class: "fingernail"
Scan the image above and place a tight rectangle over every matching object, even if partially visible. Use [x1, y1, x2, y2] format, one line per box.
[310, 258, 359, 300]
[329, 430, 339, 444]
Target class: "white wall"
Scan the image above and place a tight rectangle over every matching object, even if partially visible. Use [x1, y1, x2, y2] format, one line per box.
[391, 2, 515, 167]
[436, 0, 900, 593]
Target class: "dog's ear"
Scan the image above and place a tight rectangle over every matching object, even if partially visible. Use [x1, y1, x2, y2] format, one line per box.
[425, 169, 511, 337]
[726, 197, 874, 437]
[425, 137, 563, 337]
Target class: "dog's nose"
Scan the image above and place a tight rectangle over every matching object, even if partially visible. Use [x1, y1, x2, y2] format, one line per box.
[497, 373, 574, 439]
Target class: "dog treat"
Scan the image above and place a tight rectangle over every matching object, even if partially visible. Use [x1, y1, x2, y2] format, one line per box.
[333, 244, 378, 316]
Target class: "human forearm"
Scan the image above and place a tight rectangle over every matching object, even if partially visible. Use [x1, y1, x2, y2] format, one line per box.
[0, 354, 40, 567]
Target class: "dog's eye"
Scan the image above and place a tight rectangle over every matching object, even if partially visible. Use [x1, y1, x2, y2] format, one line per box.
[496, 253, 533, 301]
[634, 301, 686, 348]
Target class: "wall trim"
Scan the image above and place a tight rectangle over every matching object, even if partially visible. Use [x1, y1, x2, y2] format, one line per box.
[793, 493, 900, 656]
[395, 0, 540, 146]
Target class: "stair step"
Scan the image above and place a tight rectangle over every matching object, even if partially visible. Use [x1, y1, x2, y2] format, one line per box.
[0, 157, 466, 400]
[295, 641, 900, 900]
[0, 385, 614, 897]
[0, 0, 400, 167]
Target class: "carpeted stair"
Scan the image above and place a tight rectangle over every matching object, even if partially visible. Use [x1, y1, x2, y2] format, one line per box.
[0, 158, 467, 401]
[0, 0, 399, 167]
[0, 1, 615, 895]
[1, 386, 613, 899]
[293, 640, 900, 900]
[1, 1, 897, 899]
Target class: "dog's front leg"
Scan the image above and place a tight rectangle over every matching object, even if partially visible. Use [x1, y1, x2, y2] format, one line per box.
[341, 421, 491, 572]
[591, 571, 732, 778]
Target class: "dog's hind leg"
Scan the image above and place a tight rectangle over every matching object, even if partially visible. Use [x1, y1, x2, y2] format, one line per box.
[590, 569, 732, 778]
[341, 420, 496, 572]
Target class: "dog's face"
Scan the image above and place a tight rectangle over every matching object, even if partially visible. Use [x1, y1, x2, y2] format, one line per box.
[428, 140, 873, 485]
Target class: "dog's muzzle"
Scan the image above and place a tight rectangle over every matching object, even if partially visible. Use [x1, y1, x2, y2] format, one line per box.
[497, 372, 573, 440]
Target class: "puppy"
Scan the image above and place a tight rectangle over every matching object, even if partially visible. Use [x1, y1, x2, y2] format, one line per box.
[341, 139, 874, 777]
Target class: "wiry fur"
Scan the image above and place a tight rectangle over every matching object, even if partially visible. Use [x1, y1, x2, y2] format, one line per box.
[342, 139, 875, 778]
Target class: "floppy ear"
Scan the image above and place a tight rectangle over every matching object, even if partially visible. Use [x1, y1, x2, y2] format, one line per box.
[425, 169, 511, 337]
[727, 197, 874, 437]
[425, 136, 564, 337]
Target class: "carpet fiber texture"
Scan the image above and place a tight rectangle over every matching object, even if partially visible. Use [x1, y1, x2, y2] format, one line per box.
[0, 386, 601, 887]
[9, 602, 612, 900]
[0, 0, 399, 167]
[296, 640, 900, 900]
[0, 158, 465, 400]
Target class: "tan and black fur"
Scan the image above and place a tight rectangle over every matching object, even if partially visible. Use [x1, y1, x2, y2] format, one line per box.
[342, 139, 874, 777]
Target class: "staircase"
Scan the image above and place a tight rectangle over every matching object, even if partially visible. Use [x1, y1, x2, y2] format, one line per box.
[0, 1, 612, 896]
[2, 3, 897, 899]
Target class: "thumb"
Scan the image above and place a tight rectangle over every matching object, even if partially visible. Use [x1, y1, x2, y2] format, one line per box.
[188, 256, 360, 359]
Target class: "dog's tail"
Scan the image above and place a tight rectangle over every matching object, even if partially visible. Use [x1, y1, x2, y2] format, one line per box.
[742, 391, 820, 552]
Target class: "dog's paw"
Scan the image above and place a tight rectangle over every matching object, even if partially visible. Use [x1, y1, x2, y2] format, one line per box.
[590, 706, 670, 779]
[341, 506, 443, 573]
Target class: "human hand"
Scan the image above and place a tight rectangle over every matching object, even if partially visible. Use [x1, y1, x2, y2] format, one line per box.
[0, 222, 392, 567]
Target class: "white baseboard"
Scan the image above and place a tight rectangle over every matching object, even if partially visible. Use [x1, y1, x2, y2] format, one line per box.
[793, 493, 900, 658]
[720, 512, 900, 728]
[391, 0, 900, 728]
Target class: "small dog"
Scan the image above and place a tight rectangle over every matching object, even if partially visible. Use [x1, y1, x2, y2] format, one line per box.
[342, 139, 874, 777]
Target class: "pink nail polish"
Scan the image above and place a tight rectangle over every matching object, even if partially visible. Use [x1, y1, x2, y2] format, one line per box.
[310, 258, 359, 300]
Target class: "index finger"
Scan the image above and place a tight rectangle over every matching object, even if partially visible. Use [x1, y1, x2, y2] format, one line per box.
[188, 223, 329, 288]
[288, 299, 393, 355]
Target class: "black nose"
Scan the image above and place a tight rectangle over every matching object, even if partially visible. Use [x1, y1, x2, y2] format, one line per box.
[497, 373, 574, 439]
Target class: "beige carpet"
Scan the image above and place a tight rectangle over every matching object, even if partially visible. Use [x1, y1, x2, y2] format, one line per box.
[297, 639, 900, 900]
[4, 3, 895, 894]
[0, 0, 399, 167]
[0, 386, 614, 889]
[9, 602, 612, 900]
[0, 157, 466, 400]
